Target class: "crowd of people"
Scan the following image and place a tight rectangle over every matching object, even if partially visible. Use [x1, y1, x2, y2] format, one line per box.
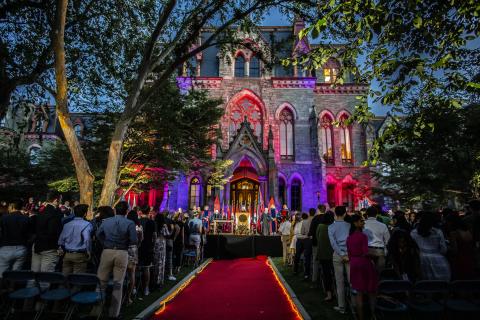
[277, 201, 480, 320]
[0, 193, 207, 319]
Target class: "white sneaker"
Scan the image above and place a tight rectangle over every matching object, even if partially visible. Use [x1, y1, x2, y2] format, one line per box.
[168, 275, 177, 281]
[333, 306, 346, 314]
[144, 288, 150, 296]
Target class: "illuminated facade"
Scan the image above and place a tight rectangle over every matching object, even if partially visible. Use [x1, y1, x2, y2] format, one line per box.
[168, 21, 381, 213]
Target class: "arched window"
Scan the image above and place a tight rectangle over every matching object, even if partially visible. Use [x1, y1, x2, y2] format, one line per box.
[234, 55, 245, 77]
[74, 124, 82, 137]
[29, 146, 41, 165]
[339, 114, 353, 163]
[249, 56, 260, 77]
[278, 177, 286, 207]
[279, 108, 294, 160]
[290, 178, 302, 211]
[0, 116, 6, 127]
[189, 177, 201, 209]
[321, 114, 334, 164]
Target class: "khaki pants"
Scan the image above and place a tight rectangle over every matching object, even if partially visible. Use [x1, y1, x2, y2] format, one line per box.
[281, 235, 290, 264]
[368, 247, 386, 274]
[62, 252, 89, 276]
[333, 252, 350, 310]
[97, 249, 128, 318]
[31, 250, 59, 273]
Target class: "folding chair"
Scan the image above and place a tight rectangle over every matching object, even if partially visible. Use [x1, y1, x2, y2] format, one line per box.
[408, 280, 448, 317]
[379, 268, 400, 281]
[34, 272, 71, 320]
[375, 280, 412, 319]
[2, 270, 40, 320]
[64, 273, 103, 320]
[446, 280, 480, 316]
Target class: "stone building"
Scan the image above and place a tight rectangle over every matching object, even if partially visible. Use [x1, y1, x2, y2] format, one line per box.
[0, 19, 383, 211]
[169, 20, 380, 213]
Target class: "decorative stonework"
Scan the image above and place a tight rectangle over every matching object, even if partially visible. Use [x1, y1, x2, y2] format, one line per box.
[271, 77, 316, 89]
[24, 133, 61, 141]
[176, 77, 223, 91]
[314, 83, 368, 94]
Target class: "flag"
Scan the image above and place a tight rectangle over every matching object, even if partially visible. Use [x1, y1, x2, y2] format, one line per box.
[227, 205, 231, 220]
[256, 189, 264, 232]
[214, 196, 220, 213]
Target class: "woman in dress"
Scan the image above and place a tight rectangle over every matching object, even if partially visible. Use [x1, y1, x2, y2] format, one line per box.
[347, 214, 378, 320]
[410, 212, 451, 281]
[289, 213, 302, 267]
[153, 212, 170, 287]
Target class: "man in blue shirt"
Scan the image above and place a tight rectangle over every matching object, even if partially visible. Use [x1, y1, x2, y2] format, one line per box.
[328, 206, 351, 314]
[96, 201, 137, 319]
[58, 204, 92, 275]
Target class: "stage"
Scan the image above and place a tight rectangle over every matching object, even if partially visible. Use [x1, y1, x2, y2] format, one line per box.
[204, 234, 283, 259]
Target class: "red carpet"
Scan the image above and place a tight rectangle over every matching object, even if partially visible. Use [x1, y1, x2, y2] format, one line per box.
[153, 256, 301, 320]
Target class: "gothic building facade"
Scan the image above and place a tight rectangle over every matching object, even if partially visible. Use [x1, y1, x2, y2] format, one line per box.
[168, 21, 380, 213]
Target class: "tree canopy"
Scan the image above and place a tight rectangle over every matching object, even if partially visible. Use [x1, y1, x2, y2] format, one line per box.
[289, 0, 480, 202]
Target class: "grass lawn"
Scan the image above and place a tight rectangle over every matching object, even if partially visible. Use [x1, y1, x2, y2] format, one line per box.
[271, 257, 350, 320]
[122, 266, 195, 320]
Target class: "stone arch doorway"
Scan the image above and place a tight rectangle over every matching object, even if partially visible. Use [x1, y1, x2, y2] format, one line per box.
[230, 158, 259, 215]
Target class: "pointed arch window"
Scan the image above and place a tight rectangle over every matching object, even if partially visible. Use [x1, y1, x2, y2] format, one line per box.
[321, 114, 334, 164]
[290, 178, 302, 211]
[279, 108, 294, 160]
[234, 55, 245, 77]
[340, 114, 353, 163]
[29, 146, 41, 165]
[249, 56, 260, 77]
[189, 177, 201, 209]
[74, 124, 82, 137]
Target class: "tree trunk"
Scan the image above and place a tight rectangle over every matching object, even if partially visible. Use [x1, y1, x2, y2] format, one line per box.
[53, 0, 95, 209]
[98, 118, 130, 206]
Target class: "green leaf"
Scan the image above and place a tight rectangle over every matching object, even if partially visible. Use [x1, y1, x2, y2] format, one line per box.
[413, 16, 423, 28]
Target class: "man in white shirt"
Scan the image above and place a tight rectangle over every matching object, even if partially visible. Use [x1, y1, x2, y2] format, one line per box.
[363, 206, 390, 273]
[278, 217, 291, 264]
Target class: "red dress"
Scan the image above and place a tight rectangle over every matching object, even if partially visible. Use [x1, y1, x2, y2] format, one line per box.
[347, 231, 378, 293]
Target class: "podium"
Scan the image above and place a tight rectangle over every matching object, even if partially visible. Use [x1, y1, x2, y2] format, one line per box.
[235, 212, 251, 235]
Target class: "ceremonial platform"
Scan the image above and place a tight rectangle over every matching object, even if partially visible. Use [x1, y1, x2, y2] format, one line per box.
[204, 234, 283, 259]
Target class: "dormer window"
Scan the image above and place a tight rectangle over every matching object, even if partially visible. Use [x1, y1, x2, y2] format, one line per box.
[323, 58, 340, 83]
[324, 68, 338, 83]
[235, 55, 245, 77]
[74, 124, 82, 137]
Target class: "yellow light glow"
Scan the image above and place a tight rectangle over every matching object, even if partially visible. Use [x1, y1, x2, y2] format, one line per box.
[154, 261, 210, 316]
[266, 259, 303, 320]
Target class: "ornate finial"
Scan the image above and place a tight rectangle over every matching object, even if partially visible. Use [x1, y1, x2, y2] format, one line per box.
[268, 125, 273, 141]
